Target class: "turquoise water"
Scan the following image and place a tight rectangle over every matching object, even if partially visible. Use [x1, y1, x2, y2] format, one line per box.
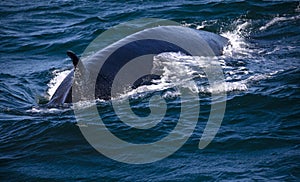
[1, 0, 300, 181]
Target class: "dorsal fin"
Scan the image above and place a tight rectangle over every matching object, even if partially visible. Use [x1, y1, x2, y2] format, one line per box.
[67, 50, 79, 67]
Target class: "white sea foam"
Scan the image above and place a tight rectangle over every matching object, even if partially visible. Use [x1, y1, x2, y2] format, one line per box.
[26, 106, 70, 114]
[221, 21, 253, 57]
[154, 52, 250, 93]
[296, 2, 300, 12]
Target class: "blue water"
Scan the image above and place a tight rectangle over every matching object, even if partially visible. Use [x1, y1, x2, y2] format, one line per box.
[1, 0, 300, 181]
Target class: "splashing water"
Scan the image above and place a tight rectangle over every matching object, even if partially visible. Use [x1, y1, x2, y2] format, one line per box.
[221, 21, 252, 57]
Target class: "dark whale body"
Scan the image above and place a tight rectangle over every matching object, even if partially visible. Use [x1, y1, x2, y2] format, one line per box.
[47, 26, 228, 107]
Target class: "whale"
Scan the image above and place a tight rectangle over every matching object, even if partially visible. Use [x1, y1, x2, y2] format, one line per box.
[46, 26, 228, 107]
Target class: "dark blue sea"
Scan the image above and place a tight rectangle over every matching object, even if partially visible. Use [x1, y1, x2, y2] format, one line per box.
[1, 0, 299, 181]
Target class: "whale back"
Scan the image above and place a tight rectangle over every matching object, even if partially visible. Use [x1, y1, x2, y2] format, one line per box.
[47, 26, 228, 106]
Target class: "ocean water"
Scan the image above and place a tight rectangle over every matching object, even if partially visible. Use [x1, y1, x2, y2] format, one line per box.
[1, 0, 300, 181]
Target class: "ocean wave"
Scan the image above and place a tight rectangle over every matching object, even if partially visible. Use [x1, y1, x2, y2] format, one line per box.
[259, 14, 300, 31]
